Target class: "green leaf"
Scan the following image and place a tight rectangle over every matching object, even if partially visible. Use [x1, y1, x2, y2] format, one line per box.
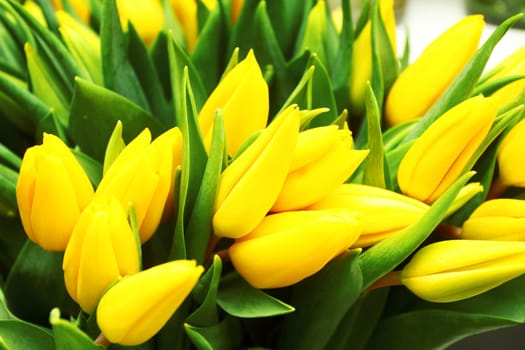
[4, 240, 79, 325]
[331, 0, 354, 109]
[296, 1, 332, 69]
[50, 308, 104, 350]
[362, 83, 386, 188]
[68, 77, 163, 161]
[217, 272, 294, 318]
[71, 148, 103, 188]
[359, 171, 475, 289]
[186, 111, 225, 263]
[100, 0, 150, 111]
[0, 319, 55, 350]
[276, 249, 363, 350]
[403, 14, 523, 142]
[187, 256, 222, 327]
[307, 54, 339, 127]
[185, 316, 242, 350]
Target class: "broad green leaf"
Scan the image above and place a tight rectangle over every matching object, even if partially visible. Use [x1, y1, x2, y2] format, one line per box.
[100, 0, 149, 111]
[50, 308, 104, 350]
[359, 171, 475, 289]
[403, 14, 523, 142]
[276, 249, 362, 350]
[185, 112, 225, 263]
[331, 0, 354, 109]
[4, 240, 79, 325]
[0, 320, 54, 350]
[217, 272, 295, 318]
[362, 83, 386, 188]
[307, 54, 339, 127]
[0, 288, 15, 320]
[185, 316, 242, 350]
[68, 77, 163, 161]
[187, 256, 222, 327]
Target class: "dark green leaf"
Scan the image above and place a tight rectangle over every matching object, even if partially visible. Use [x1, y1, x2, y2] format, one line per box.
[185, 316, 242, 350]
[0, 163, 18, 217]
[50, 308, 104, 350]
[307, 54, 339, 127]
[187, 256, 222, 327]
[71, 149, 103, 188]
[331, 0, 354, 109]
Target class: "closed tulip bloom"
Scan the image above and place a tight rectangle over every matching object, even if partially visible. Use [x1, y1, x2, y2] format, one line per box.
[402, 240, 525, 303]
[97, 260, 204, 346]
[95, 129, 175, 243]
[198, 50, 269, 155]
[62, 198, 139, 313]
[385, 15, 484, 125]
[213, 106, 300, 239]
[497, 118, 525, 187]
[308, 183, 429, 247]
[229, 210, 361, 289]
[349, 0, 396, 115]
[116, 0, 164, 46]
[397, 95, 498, 203]
[462, 199, 525, 240]
[16, 133, 94, 251]
[271, 126, 369, 212]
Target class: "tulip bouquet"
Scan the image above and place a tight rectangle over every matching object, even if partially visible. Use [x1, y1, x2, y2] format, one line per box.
[2, 0, 525, 349]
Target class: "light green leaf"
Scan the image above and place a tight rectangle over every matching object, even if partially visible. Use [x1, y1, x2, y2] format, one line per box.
[362, 83, 386, 188]
[50, 308, 104, 350]
[0, 320, 54, 350]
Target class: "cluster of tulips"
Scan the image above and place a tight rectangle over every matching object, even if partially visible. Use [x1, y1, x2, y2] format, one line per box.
[3, 0, 525, 349]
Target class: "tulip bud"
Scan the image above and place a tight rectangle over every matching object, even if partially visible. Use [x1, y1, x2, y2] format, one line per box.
[308, 183, 429, 247]
[62, 198, 140, 313]
[349, 0, 397, 115]
[213, 106, 300, 239]
[497, 118, 525, 187]
[229, 210, 361, 289]
[401, 240, 525, 303]
[116, 0, 164, 46]
[385, 15, 484, 125]
[271, 126, 369, 212]
[16, 133, 94, 251]
[97, 260, 204, 346]
[462, 199, 525, 240]
[397, 95, 497, 203]
[95, 129, 175, 243]
[198, 50, 269, 155]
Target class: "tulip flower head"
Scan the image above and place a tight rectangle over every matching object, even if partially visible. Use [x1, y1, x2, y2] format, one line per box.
[97, 260, 204, 346]
[198, 50, 269, 155]
[462, 199, 525, 241]
[497, 118, 525, 187]
[402, 240, 525, 303]
[308, 183, 429, 247]
[95, 129, 175, 243]
[62, 198, 140, 313]
[397, 95, 497, 203]
[271, 125, 369, 212]
[116, 0, 164, 46]
[213, 105, 300, 239]
[229, 210, 361, 289]
[385, 15, 484, 125]
[16, 133, 94, 251]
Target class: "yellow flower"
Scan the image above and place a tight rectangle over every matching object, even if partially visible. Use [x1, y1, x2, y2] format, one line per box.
[198, 50, 269, 156]
[229, 210, 361, 289]
[271, 125, 368, 212]
[116, 0, 164, 46]
[462, 199, 525, 241]
[97, 260, 204, 346]
[349, 0, 396, 115]
[385, 15, 484, 126]
[308, 183, 429, 247]
[95, 129, 176, 243]
[213, 106, 300, 239]
[402, 240, 525, 303]
[16, 133, 94, 252]
[497, 118, 525, 187]
[62, 198, 140, 313]
[170, 0, 199, 51]
[397, 95, 497, 203]
[52, 0, 90, 24]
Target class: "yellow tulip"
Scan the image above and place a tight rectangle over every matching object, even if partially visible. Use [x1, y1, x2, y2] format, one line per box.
[229, 210, 361, 289]
[213, 106, 300, 239]
[198, 50, 269, 156]
[402, 240, 525, 303]
[170, 0, 199, 51]
[397, 95, 497, 203]
[97, 260, 204, 346]
[271, 126, 369, 212]
[52, 0, 90, 24]
[116, 0, 164, 46]
[462, 199, 525, 241]
[16, 133, 94, 251]
[349, 0, 396, 115]
[62, 198, 140, 313]
[497, 118, 525, 187]
[484, 45, 525, 80]
[95, 129, 176, 243]
[307, 183, 429, 247]
[385, 15, 484, 126]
